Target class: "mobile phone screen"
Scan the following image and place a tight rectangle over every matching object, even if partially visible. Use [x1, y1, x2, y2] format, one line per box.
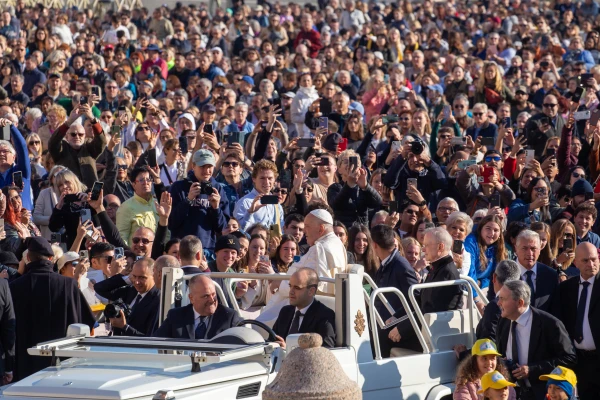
[91, 182, 104, 201]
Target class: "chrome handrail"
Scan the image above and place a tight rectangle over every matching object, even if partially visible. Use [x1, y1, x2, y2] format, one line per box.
[408, 279, 477, 351]
[369, 287, 430, 360]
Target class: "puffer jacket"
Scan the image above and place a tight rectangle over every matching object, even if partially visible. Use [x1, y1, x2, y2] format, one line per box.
[290, 86, 319, 138]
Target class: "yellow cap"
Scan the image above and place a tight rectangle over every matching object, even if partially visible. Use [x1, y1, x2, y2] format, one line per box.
[539, 366, 577, 388]
[478, 371, 516, 394]
[471, 339, 502, 357]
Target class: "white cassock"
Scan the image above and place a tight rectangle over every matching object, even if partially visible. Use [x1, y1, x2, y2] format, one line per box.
[257, 232, 348, 326]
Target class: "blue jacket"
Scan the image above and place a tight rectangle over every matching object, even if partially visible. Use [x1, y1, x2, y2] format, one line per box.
[0, 125, 31, 210]
[563, 49, 596, 71]
[507, 198, 545, 226]
[464, 233, 499, 296]
[191, 63, 225, 81]
[168, 172, 230, 249]
[577, 230, 600, 248]
[219, 177, 254, 215]
[22, 68, 46, 97]
[466, 122, 498, 144]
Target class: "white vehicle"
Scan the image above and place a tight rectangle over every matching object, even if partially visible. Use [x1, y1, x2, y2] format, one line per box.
[0, 266, 487, 400]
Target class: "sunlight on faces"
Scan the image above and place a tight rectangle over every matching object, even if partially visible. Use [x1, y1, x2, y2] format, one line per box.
[189, 276, 218, 316]
[481, 221, 501, 246]
[130, 261, 154, 294]
[252, 169, 276, 195]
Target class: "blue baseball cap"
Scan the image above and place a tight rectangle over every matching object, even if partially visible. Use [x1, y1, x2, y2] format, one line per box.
[241, 76, 254, 86]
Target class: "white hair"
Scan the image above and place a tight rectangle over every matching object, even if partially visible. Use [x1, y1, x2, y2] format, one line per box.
[438, 198, 459, 211]
[0, 140, 14, 155]
[25, 108, 42, 120]
[445, 211, 474, 234]
[234, 102, 248, 111]
[199, 78, 212, 91]
[425, 227, 453, 255]
[516, 229, 541, 247]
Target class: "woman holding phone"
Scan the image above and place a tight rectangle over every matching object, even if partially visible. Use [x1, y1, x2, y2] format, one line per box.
[508, 177, 551, 226]
[549, 219, 578, 279]
[237, 234, 275, 311]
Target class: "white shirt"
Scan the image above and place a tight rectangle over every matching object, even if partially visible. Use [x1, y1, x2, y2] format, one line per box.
[295, 300, 314, 329]
[507, 307, 533, 365]
[159, 161, 179, 185]
[518, 261, 537, 292]
[575, 276, 596, 351]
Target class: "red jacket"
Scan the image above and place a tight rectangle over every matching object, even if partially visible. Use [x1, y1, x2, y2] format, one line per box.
[293, 29, 323, 58]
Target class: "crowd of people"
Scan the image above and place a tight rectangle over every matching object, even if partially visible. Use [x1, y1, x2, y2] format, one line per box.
[0, 0, 597, 399]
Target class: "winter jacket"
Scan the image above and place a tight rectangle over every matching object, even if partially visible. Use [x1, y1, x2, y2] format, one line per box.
[168, 172, 230, 249]
[464, 233, 501, 294]
[327, 182, 382, 228]
[290, 86, 319, 138]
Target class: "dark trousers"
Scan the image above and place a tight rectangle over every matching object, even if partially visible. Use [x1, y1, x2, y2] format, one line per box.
[575, 349, 600, 400]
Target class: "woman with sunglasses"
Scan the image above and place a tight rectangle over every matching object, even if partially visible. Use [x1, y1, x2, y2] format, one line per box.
[26, 133, 46, 178]
[1, 186, 39, 255]
[560, 166, 587, 188]
[158, 139, 185, 189]
[549, 219, 578, 280]
[508, 177, 552, 226]
[464, 215, 507, 310]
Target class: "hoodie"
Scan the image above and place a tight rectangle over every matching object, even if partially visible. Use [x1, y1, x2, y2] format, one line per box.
[168, 171, 230, 249]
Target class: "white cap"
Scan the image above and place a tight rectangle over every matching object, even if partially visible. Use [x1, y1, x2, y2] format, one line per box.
[310, 209, 334, 225]
[57, 251, 80, 271]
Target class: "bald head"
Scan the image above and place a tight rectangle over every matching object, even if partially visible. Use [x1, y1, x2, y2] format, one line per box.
[189, 275, 218, 316]
[153, 255, 181, 290]
[543, 94, 558, 117]
[104, 194, 121, 206]
[575, 242, 599, 280]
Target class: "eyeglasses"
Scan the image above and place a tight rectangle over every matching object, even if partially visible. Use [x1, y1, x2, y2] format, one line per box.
[70, 132, 85, 137]
[290, 284, 318, 291]
[438, 206, 457, 213]
[93, 255, 113, 263]
[534, 187, 547, 194]
[454, 105, 465, 109]
[473, 112, 484, 116]
[485, 156, 502, 162]
[106, 86, 118, 89]
[439, 135, 452, 140]
[117, 164, 128, 170]
[223, 161, 239, 168]
[543, 103, 558, 108]
[572, 172, 585, 179]
[273, 188, 288, 195]
[132, 237, 153, 244]
[305, 187, 314, 193]
[136, 178, 153, 183]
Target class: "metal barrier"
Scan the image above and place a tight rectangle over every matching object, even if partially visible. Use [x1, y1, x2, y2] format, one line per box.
[368, 287, 429, 360]
[363, 274, 398, 329]
[408, 279, 477, 352]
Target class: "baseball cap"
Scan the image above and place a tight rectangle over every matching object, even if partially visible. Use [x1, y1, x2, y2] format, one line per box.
[57, 251, 80, 271]
[146, 44, 162, 53]
[192, 149, 216, 167]
[478, 371, 516, 394]
[215, 234, 240, 253]
[348, 102, 364, 116]
[471, 339, 502, 357]
[202, 104, 216, 113]
[282, 92, 296, 99]
[374, 51, 384, 61]
[516, 86, 528, 94]
[540, 366, 577, 397]
[426, 84, 444, 94]
[241, 76, 255, 86]
[48, 72, 61, 80]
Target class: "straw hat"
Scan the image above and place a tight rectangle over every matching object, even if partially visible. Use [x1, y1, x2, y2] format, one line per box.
[262, 333, 361, 400]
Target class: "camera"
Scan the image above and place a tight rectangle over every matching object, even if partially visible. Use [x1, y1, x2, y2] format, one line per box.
[200, 181, 214, 196]
[104, 299, 132, 319]
[410, 139, 424, 155]
[503, 358, 532, 391]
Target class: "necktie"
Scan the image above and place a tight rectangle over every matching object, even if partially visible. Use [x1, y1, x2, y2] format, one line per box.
[288, 310, 303, 335]
[525, 270, 535, 299]
[575, 281, 591, 344]
[510, 320, 520, 365]
[195, 316, 207, 339]
[131, 294, 142, 310]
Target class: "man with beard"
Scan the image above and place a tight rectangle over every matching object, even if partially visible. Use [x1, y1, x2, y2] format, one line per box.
[10, 238, 94, 381]
[511, 86, 536, 121]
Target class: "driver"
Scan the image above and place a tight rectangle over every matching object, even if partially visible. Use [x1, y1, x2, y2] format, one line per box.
[154, 275, 242, 340]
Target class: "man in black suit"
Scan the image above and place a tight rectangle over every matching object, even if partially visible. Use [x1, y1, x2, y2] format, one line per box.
[0, 277, 15, 385]
[497, 280, 576, 400]
[94, 257, 160, 336]
[179, 235, 208, 275]
[370, 224, 419, 357]
[554, 243, 600, 400]
[154, 275, 243, 340]
[514, 230, 558, 312]
[272, 268, 336, 348]
[476, 260, 521, 341]
[390, 227, 463, 352]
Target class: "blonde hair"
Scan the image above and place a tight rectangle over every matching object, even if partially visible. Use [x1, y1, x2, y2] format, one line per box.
[52, 169, 87, 194]
[337, 149, 361, 169]
[477, 62, 504, 93]
[46, 104, 67, 123]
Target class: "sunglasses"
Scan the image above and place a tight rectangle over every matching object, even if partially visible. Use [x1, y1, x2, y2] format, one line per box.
[273, 188, 288, 195]
[70, 132, 85, 137]
[305, 187, 314, 193]
[485, 156, 502, 162]
[137, 126, 150, 131]
[534, 187, 547, 194]
[132, 237, 153, 244]
[543, 103, 558, 108]
[223, 161, 239, 168]
[117, 164, 128, 170]
[29, 141, 41, 145]
[572, 172, 585, 179]
[502, 147, 511, 152]
[93, 255, 113, 263]
[473, 112, 484, 117]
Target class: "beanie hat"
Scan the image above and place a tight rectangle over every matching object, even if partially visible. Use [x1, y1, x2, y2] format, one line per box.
[571, 178, 593, 197]
[215, 234, 240, 254]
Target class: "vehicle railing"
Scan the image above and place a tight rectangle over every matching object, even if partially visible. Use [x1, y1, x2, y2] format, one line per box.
[369, 287, 430, 360]
[460, 274, 489, 316]
[363, 274, 395, 329]
[408, 279, 477, 352]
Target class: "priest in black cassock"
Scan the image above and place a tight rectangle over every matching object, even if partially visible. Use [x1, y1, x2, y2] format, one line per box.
[9, 237, 94, 381]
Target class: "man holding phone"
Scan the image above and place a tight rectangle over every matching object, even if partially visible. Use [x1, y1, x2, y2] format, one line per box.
[233, 160, 285, 232]
[169, 150, 230, 256]
[0, 118, 32, 210]
[524, 94, 565, 157]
